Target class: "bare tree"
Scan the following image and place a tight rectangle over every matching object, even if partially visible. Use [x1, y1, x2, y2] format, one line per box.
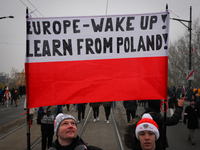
[168, 17, 200, 88]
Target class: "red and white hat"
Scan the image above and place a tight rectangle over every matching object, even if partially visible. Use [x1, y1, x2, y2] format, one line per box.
[135, 113, 159, 140]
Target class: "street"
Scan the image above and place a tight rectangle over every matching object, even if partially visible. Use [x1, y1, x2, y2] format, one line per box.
[0, 96, 26, 126]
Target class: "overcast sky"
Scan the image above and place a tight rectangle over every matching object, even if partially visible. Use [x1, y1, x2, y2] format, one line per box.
[0, 0, 199, 75]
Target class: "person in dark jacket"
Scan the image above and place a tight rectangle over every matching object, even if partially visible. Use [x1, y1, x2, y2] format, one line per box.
[147, 99, 184, 149]
[48, 113, 87, 150]
[123, 100, 138, 122]
[77, 103, 87, 123]
[89, 102, 102, 122]
[10, 88, 15, 105]
[132, 98, 184, 150]
[39, 105, 62, 150]
[13, 89, 19, 107]
[103, 102, 112, 123]
[168, 92, 178, 116]
[183, 99, 200, 145]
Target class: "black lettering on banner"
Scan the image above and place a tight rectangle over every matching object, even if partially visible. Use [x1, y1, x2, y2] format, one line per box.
[91, 18, 104, 32]
[103, 38, 113, 53]
[156, 34, 162, 50]
[146, 35, 154, 51]
[140, 16, 157, 30]
[77, 39, 84, 55]
[26, 40, 33, 57]
[43, 21, 51, 34]
[124, 37, 130, 52]
[73, 20, 80, 33]
[105, 18, 113, 32]
[95, 38, 102, 54]
[34, 40, 41, 57]
[86, 38, 95, 54]
[53, 21, 62, 34]
[27, 22, 32, 34]
[130, 37, 136, 52]
[32, 21, 41, 35]
[117, 37, 123, 53]
[63, 39, 73, 55]
[140, 16, 149, 30]
[117, 37, 140, 53]
[126, 17, 135, 31]
[53, 40, 62, 56]
[138, 36, 146, 51]
[150, 16, 157, 29]
[42, 40, 51, 56]
[116, 17, 125, 31]
[63, 20, 71, 34]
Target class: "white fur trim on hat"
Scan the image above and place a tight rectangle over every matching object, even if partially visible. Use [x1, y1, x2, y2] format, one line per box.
[54, 113, 77, 135]
[135, 113, 159, 140]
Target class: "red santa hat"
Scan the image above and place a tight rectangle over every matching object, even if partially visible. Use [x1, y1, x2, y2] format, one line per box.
[135, 113, 159, 140]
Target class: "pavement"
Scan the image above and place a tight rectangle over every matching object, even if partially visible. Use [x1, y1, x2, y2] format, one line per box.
[0, 102, 128, 150]
[0, 100, 191, 150]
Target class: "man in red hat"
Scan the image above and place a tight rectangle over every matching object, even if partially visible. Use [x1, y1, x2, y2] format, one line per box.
[135, 113, 160, 150]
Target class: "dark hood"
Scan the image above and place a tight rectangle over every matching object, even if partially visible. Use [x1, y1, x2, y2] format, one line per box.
[145, 100, 161, 112]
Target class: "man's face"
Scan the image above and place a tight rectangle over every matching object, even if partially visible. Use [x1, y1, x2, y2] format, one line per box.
[57, 119, 77, 141]
[139, 131, 156, 150]
[190, 100, 195, 106]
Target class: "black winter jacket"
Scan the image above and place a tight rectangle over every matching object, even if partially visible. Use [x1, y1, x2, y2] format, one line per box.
[183, 105, 200, 129]
[123, 101, 138, 111]
[48, 136, 87, 150]
[145, 106, 183, 149]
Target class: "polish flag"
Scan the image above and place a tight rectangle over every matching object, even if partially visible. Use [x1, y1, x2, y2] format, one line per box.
[25, 12, 169, 108]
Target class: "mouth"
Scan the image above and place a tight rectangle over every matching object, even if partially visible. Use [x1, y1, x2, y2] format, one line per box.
[67, 131, 74, 134]
[144, 142, 150, 146]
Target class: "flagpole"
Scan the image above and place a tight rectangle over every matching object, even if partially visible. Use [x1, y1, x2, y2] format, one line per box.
[163, 4, 168, 150]
[26, 7, 31, 150]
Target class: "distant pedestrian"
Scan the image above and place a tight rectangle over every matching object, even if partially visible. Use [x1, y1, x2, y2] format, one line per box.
[89, 102, 102, 122]
[0, 87, 3, 104]
[77, 103, 87, 123]
[13, 89, 19, 107]
[168, 92, 178, 116]
[183, 99, 200, 145]
[10, 88, 15, 105]
[38, 105, 62, 150]
[4, 86, 11, 107]
[123, 100, 138, 122]
[2, 86, 6, 105]
[195, 93, 200, 113]
[103, 102, 112, 123]
[63, 104, 70, 111]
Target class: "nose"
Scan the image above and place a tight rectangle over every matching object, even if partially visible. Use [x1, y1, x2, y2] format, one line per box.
[145, 133, 150, 139]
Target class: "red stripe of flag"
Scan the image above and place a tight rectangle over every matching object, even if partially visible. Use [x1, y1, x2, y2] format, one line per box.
[25, 56, 168, 108]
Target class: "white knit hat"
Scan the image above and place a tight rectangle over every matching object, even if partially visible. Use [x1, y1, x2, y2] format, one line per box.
[54, 113, 77, 135]
[135, 113, 159, 140]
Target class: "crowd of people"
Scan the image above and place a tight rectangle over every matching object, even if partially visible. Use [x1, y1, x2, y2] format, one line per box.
[2, 84, 200, 150]
[0, 86, 21, 107]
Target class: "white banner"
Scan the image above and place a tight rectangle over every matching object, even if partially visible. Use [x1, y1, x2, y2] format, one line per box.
[26, 12, 169, 63]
